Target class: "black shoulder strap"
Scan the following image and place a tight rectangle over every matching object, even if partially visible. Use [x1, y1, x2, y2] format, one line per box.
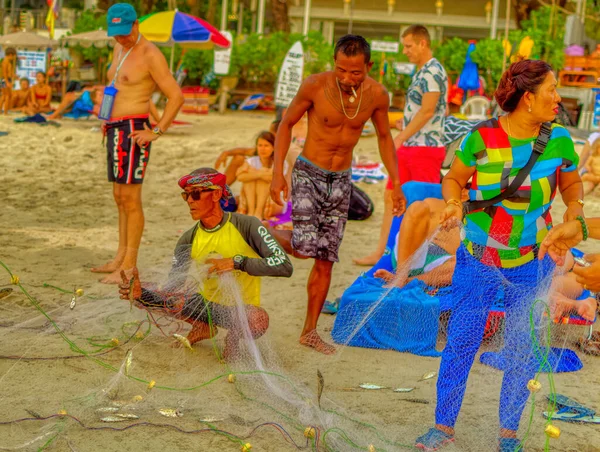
[464, 121, 552, 214]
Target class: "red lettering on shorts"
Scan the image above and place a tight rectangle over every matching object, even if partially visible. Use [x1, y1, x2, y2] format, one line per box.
[113, 130, 127, 179]
[134, 146, 148, 180]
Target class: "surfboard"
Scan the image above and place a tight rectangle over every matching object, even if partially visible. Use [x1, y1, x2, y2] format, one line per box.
[275, 41, 304, 108]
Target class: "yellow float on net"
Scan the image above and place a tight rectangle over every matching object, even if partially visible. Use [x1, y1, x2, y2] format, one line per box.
[527, 379, 542, 393]
[75, 289, 84, 297]
[57, 410, 67, 416]
[147, 380, 156, 391]
[368, 445, 376, 452]
[545, 424, 560, 439]
[135, 331, 145, 340]
[240, 443, 252, 452]
[10, 275, 19, 285]
[304, 426, 316, 439]
[227, 374, 236, 383]
[110, 338, 120, 346]
[132, 395, 143, 402]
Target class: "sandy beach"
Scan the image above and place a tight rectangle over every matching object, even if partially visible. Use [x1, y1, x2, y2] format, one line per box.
[0, 112, 599, 452]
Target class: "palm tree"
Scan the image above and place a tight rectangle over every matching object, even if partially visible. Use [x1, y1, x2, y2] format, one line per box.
[271, 0, 290, 32]
[205, 0, 217, 24]
[140, 0, 156, 15]
[512, 0, 568, 27]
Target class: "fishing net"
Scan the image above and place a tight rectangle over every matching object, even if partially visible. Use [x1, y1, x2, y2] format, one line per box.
[0, 217, 597, 452]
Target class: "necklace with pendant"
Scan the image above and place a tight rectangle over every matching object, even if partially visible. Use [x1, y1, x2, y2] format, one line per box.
[336, 78, 362, 119]
[349, 87, 357, 103]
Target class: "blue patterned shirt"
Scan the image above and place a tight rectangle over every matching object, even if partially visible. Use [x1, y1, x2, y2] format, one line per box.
[403, 58, 448, 148]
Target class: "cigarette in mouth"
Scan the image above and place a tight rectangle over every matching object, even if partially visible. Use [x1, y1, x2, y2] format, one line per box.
[351, 87, 358, 97]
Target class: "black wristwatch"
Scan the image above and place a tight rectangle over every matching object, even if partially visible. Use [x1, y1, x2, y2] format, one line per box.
[233, 255, 246, 271]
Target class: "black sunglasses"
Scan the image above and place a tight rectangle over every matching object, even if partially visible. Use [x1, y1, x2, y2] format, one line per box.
[181, 189, 212, 201]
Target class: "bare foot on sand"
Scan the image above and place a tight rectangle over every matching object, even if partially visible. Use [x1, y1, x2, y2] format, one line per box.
[101, 268, 132, 285]
[299, 329, 336, 355]
[352, 253, 382, 267]
[91, 258, 124, 274]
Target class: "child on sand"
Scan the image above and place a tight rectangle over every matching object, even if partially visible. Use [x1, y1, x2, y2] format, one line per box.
[1, 48, 17, 115]
[236, 131, 288, 220]
[9, 78, 30, 112]
[582, 138, 600, 195]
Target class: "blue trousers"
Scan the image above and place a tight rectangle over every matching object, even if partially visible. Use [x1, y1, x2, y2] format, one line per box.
[435, 245, 555, 431]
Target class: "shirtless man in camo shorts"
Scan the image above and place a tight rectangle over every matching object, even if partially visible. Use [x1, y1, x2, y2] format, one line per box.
[270, 34, 405, 354]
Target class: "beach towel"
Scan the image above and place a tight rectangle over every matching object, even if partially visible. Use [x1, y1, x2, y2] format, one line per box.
[265, 201, 292, 228]
[14, 113, 46, 123]
[332, 278, 445, 357]
[239, 94, 264, 111]
[332, 182, 447, 355]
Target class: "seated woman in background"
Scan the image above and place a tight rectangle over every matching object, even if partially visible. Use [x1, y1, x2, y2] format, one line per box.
[47, 85, 104, 120]
[215, 121, 279, 186]
[25, 71, 52, 116]
[236, 131, 288, 220]
[215, 113, 307, 186]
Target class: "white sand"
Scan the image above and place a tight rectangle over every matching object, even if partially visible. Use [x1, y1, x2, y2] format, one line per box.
[0, 112, 599, 451]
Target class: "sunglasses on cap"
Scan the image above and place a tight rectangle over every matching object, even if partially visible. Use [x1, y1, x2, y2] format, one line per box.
[181, 189, 214, 201]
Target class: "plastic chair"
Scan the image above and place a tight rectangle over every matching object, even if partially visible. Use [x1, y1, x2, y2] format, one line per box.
[460, 96, 490, 121]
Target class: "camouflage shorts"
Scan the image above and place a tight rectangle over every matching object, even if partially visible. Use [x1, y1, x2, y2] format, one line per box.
[291, 157, 352, 262]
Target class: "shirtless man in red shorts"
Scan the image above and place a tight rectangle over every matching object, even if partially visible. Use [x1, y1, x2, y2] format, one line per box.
[270, 35, 405, 354]
[92, 3, 184, 284]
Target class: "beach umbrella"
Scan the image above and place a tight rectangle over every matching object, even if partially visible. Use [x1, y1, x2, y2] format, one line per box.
[0, 31, 57, 49]
[139, 10, 231, 72]
[60, 29, 115, 49]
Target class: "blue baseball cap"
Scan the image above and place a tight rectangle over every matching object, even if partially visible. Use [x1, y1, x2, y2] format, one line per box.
[107, 3, 137, 37]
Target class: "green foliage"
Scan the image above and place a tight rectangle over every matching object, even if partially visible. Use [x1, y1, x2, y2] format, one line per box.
[469, 5, 567, 96]
[584, 0, 600, 40]
[470, 39, 505, 96]
[228, 31, 332, 88]
[160, 31, 331, 89]
[366, 36, 409, 93]
[509, 5, 565, 71]
[68, 10, 111, 69]
[434, 37, 469, 75]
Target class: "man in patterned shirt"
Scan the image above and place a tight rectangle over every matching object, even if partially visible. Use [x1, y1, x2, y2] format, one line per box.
[355, 25, 449, 266]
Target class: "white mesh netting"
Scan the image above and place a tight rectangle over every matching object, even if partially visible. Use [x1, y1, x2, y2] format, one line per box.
[1, 213, 598, 451]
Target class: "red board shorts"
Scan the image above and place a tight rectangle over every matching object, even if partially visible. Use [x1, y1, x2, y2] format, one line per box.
[106, 114, 151, 184]
[385, 145, 446, 190]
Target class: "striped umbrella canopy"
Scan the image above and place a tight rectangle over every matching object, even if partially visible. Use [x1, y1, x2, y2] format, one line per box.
[139, 10, 230, 50]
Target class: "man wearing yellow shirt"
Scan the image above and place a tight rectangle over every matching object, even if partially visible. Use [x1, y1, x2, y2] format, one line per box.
[118, 168, 293, 359]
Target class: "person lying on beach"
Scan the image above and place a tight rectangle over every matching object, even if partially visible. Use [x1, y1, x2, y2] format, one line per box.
[581, 137, 600, 195]
[24, 71, 52, 116]
[46, 85, 104, 120]
[117, 168, 293, 359]
[236, 131, 288, 220]
[374, 192, 596, 321]
[9, 78, 30, 112]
